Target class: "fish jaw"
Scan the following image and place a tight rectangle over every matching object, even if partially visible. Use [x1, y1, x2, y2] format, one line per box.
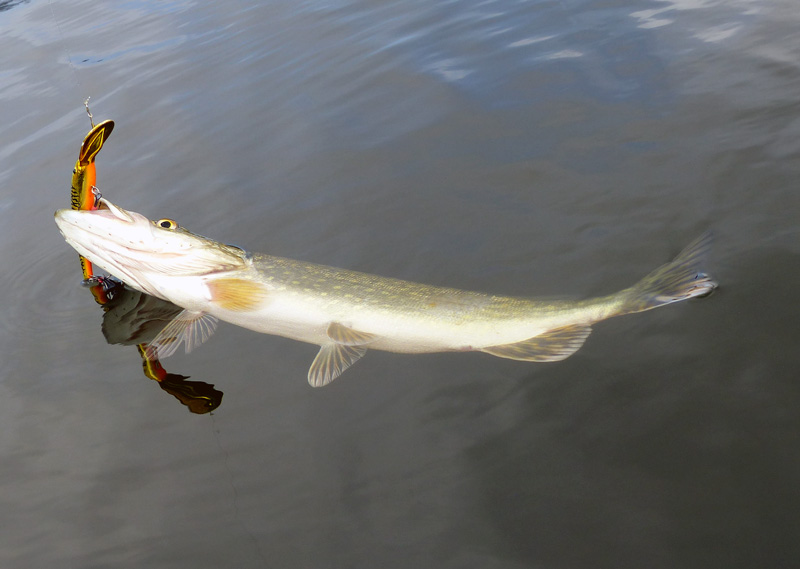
[54, 198, 247, 302]
[55, 207, 165, 298]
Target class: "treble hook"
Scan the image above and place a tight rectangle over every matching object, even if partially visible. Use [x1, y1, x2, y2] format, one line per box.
[90, 185, 102, 208]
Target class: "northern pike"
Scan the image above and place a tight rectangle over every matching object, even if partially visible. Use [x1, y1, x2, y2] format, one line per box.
[55, 198, 717, 386]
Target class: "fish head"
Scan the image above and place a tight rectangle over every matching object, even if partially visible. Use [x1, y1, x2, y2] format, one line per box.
[55, 198, 247, 299]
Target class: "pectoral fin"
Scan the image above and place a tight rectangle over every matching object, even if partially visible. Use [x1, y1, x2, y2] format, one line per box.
[482, 324, 592, 362]
[208, 277, 269, 311]
[146, 310, 219, 359]
[308, 344, 368, 387]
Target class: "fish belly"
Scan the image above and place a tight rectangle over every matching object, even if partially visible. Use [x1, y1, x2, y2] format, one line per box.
[208, 290, 555, 354]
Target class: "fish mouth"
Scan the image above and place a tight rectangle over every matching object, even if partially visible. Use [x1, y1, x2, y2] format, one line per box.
[55, 198, 139, 225]
[54, 200, 174, 297]
[55, 197, 247, 285]
[54, 199, 158, 269]
[94, 197, 137, 223]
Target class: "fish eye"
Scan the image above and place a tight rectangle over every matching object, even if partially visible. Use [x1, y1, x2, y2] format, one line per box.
[156, 218, 179, 230]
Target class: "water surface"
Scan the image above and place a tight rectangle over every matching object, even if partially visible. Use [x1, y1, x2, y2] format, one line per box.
[1, 0, 799, 567]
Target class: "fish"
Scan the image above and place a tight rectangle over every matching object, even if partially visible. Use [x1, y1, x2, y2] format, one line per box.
[54, 198, 717, 387]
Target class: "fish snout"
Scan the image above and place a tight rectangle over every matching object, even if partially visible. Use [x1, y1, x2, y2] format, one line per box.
[54, 208, 79, 229]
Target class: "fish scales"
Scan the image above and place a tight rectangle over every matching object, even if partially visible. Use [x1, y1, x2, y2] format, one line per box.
[250, 253, 620, 326]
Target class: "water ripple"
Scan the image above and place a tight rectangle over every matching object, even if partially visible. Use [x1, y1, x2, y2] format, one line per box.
[0, 239, 98, 364]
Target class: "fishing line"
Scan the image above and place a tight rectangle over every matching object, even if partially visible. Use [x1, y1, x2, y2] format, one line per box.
[209, 413, 269, 565]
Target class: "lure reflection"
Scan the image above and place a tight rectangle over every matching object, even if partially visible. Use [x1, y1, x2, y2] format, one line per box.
[102, 286, 223, 414]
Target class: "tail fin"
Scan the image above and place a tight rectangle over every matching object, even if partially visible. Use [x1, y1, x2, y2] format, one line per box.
[621, 232, 718, 314]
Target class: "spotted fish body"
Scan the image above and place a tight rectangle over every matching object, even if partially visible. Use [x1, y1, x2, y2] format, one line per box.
[232, 254, 616, 352]
[55, 198, 717, 386]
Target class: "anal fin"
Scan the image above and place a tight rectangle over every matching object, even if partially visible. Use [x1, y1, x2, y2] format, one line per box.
[481, 324, 592, 362]
[146, 310, 219, 359]
[308, 344, 368, 387]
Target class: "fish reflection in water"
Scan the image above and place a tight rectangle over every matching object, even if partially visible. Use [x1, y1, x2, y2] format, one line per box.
[99, 281, 223, 414]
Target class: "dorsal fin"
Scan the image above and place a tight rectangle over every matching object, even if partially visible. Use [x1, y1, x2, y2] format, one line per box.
[207, 277, 269, 311]
[481, 324, 592, 362]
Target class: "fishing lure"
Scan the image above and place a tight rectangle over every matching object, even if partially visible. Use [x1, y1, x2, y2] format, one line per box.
[69, 103, 116, 302]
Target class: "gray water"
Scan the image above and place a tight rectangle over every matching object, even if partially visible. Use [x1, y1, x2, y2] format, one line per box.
[1, 0, 799, 567]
